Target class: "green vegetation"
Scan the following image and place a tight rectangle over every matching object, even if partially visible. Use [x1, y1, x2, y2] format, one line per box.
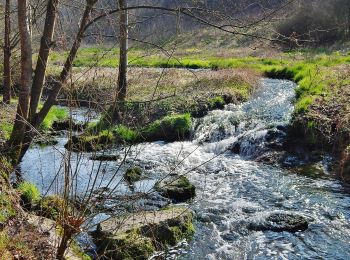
[112, 125, 139, 143]
[264, 53, 350, 113]
[80, 113, 192, 151]
[155, 175, 196, 202]
[94, 207, 194, 260]
[17, 182, 40, 206]
[140, 113, 192, 142]
[207, 96, 226, 109]
[124, 167, 143, 183]
[66, 130, 115, 152]
[99, 229, 155, 260]
[0, 122, 13, 140]
[37, 195, 65, 220]
[0, 194, 16, 224]
[40, 106, 68, 130]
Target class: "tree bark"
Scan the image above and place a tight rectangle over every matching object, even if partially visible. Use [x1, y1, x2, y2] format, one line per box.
[17, 0, 98, 161]
[3, 0, 11, 104]
[29, 0, 59, 121]
[8, 0, 32, 157]
[35, 0, 97, 127]
[117, 0, 128, 102]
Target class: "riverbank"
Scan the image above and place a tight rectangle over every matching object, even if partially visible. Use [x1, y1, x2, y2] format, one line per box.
[49, 46, 349, 180]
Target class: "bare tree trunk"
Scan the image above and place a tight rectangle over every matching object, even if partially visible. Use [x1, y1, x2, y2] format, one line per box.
[8, 0, 32, 158]
[17, 0, 98, 162]
[3, 0, 11, 104]
[29, 0, 59, 120]
[117, 0, 128, 102]
[111, 0, 128, 122]
[35, 0, 97, 127]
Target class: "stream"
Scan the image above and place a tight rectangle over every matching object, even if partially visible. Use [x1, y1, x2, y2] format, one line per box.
[20, 79, 350, 259]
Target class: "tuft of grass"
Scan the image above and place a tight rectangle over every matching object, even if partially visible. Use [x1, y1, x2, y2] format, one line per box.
[40, 106, 68, 130]
[207, 96, 226, 109]
[112, 125, 138, 143]
[17, 182, 40, 206]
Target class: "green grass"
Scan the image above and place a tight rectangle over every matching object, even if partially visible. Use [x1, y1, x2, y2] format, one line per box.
[140, 113, 192, 142]
[40, 106, 68, 130]
[17, 182, 40, 206]
[0, 122, 13, 140]
[0, 194, 16, 224]
[112, 125, 138, 143]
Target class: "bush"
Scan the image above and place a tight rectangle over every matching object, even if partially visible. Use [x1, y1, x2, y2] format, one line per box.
[17, 182, 40, 206]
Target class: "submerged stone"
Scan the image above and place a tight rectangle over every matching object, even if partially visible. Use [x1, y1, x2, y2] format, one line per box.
[92, 207, 195, 259]
[248, 212, 308, 233]
[155, 175, 196, 202]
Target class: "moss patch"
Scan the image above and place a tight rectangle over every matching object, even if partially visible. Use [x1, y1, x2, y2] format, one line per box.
[140, 113, 192, 142]
[155, 175, 196, 202]
[65, 130, 115, 152]
[124, 167, 143, 184]
[93, 207, 194, 259]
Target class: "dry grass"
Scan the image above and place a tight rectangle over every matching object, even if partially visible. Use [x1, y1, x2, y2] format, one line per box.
[59, 67, 260, 107]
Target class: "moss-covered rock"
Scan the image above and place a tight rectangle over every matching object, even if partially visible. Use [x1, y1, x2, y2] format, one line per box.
[155, 175, 196, 202]
[92, 207, 194, 259]
[51, 119, 86, 132]
[139, 114, 192, 142]
[90, 154, 120, 161]
[65, 131, 115, 152]
[124, 167, 143, 184]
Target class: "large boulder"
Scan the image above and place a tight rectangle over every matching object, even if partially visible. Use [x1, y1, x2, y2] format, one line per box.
[92, 207, 195, 260]
[155, 175, 196, 202]
[248, 212, 308, 233]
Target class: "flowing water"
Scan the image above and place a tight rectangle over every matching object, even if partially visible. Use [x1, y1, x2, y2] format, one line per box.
[20, 79, 350, 259]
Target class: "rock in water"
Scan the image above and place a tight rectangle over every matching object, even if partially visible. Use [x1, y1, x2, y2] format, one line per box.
[155, 175, 196, 202]
[92, 207, 195, 260]
[248, 212, 308, 232]
[124, 167, 143, 184]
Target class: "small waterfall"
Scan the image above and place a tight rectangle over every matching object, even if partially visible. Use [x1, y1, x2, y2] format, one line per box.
[193, 78, 296, 157]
